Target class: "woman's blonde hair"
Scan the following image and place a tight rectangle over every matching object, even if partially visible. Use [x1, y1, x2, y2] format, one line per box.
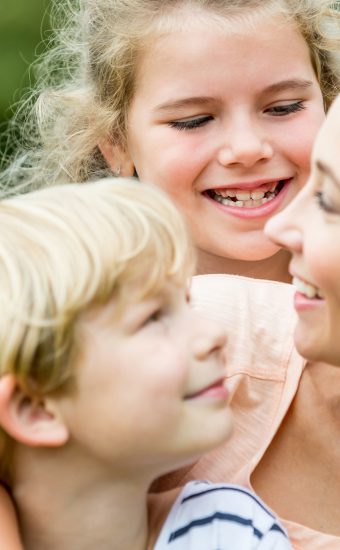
[1, 0, 340, 192]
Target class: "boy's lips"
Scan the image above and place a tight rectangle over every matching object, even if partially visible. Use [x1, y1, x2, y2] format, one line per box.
[204, 178, 292, 219]
[184, 377, 229, 400]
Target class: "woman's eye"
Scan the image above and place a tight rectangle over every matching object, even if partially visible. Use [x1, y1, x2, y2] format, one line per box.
[168, 115, 213, 131]
[314, 190, 335, 214]
[265, 101, 306, 117]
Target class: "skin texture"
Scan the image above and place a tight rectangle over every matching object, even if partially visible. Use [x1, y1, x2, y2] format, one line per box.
[266, 95, 340, 366]
[107, 11, 325, 281]
[0, 487, 23, 550]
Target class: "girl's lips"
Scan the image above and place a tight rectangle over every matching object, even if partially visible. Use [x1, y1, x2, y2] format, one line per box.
[204, 178, 292, 219]
[185, 378, 229, 401]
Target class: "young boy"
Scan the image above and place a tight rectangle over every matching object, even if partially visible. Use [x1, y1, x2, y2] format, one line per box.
[0, 178, 291, 549]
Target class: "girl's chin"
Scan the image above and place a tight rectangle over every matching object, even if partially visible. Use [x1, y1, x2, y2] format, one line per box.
[200, 244, 282, 263]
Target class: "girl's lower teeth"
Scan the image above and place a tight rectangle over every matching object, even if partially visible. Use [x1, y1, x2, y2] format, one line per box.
[214, 190, 277, 208]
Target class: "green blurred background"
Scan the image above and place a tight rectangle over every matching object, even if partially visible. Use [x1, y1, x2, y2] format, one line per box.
[0, 0, 49, 155]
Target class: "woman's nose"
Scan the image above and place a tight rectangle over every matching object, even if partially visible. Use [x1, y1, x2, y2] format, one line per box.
[265, 207, 303, 253]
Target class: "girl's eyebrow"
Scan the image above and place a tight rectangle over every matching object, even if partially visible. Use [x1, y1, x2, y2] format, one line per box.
[153, 96, 217, 113]
[153, 79, 313, 113]
[261, 79, 314, 95]
[316, 160, 340, 189]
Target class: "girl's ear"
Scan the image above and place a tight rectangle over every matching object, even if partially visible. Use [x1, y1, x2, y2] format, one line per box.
[98, 138, 135, 177]
[0, 374, 69, 448]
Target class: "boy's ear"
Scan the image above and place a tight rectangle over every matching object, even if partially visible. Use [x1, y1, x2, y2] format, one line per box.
[0, 374, 69, 448]
[98, 138, 135, 177]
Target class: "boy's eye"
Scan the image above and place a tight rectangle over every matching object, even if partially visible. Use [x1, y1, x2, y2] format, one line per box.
[265, 101, 306, 117]
[168, 115, 213, 131]
[142, 308, 163, 327]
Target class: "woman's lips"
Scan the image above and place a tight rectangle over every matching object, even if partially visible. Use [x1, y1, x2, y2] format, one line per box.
[292, 275, 325, 312]
[294, 291, 325, 312]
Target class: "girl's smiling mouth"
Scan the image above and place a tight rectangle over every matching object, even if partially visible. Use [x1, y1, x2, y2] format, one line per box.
[204, 178, 292, 219]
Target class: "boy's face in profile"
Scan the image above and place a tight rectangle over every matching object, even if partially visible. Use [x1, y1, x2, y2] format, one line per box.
[55, 281, 232, 476]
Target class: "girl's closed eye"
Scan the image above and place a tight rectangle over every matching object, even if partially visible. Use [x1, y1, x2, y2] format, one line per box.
[265, 100, 306, 117]
[168, 115, 213, 131]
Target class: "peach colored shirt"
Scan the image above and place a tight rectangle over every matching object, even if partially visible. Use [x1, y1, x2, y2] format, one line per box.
[181, 275, 340, 550]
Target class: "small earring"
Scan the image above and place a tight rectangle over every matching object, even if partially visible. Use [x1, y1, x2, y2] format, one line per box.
[114, 166, 121, 176]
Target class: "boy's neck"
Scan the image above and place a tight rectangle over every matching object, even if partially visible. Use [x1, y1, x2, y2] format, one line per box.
[13, 448, 153, 550]
[196, 248, 292, 283]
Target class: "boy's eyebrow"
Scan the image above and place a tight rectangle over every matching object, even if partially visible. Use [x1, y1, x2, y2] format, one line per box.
[316, 160, 340, 189]
[262, 79, 314, 95]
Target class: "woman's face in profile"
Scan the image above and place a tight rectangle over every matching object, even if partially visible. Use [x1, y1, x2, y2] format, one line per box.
[265, 95, 340, 366]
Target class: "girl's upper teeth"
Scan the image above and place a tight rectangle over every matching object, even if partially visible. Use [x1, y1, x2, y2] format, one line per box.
[235, 190, 265, 200]
[293, 276, 325, 299]
[250, 190, 265, 200]
[211, 181, 282, 207]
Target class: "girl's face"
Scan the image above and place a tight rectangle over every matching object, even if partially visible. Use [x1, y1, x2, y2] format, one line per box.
[265, 96, 340, 366]
[106, 11, 325, 272]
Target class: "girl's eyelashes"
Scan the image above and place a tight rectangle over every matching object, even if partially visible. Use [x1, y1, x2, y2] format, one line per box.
[168, 102, 306, 130]
[315, 190, 336, 214]
[168, 115, 213, 131]
[265, 101, 306, 117]
[168, 102, 305, 129]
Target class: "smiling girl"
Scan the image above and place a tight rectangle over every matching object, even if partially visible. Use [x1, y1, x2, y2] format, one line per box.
[2, 0, 339, 282]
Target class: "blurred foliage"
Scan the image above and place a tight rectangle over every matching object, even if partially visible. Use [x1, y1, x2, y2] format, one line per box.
[0, 0, 49, 155]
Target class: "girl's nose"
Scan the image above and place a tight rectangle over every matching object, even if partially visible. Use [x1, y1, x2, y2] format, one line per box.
[218, 121, 273, 168]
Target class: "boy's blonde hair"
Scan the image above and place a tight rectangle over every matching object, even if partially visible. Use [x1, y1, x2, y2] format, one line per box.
[1, 0, 340, 192]
[0, 178, 194, 395]
[0, 178, 194, 480]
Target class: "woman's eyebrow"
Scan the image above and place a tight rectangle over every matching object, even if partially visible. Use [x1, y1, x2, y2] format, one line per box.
[316, 159, 340, 189]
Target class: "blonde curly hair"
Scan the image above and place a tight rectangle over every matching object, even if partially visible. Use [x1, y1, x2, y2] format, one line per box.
[1, 0, 340, 193]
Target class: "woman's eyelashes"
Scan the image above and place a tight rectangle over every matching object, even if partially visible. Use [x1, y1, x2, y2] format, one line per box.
[315, 190, 337, 214]
[265, 100, 306, 117]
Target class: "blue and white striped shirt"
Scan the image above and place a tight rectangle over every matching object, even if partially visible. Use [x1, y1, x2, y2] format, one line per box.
[154, 481, 292, 549]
